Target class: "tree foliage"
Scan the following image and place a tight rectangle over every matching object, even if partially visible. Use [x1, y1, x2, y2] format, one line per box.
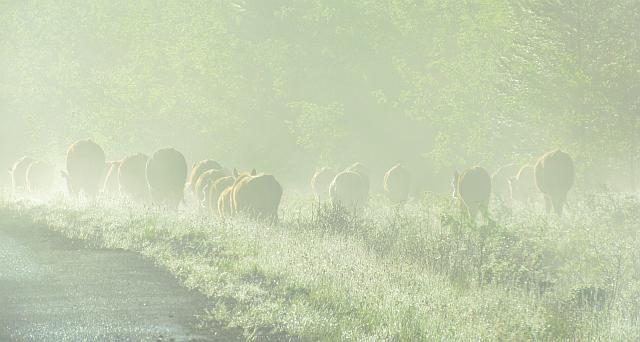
[1, 0, 638, 188]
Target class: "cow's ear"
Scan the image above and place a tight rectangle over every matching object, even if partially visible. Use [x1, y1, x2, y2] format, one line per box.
[233, 168, 239, 178]
[250, 168, 257, 176]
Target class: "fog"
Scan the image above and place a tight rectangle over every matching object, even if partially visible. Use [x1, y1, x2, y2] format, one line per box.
[3, 3, 640, 341]
[1, 1, 639, 193]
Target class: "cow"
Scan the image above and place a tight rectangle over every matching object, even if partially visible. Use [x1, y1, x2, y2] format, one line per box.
[452, 166, 491, 220]
[509, 165, 537, 204]
[194, 168, 226, 209]
[102, 161, 122, 195]
[231, 169, 283, 223]
[330, 170, 368, 214]
[187, 159, 223, 199]
[26, 160, 55, 195]
[8, 156, 35, 192]
[534, 149, 575, 215]
[345, 162, 370, 195]
[146, 148, 188, 208]
[311, 167, 336, 202]
[491, 163, 519, 202]
[218, 186, 235, 219]
[118, 153, 149, 203]
[216, 169, 255, 219]
[383, 164, 412, 205]
[62, 139, 106, 197]
[208, 176, 235, 217]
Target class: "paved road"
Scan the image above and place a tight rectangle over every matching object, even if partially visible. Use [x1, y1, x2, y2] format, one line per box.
[0, 215, 243, 342]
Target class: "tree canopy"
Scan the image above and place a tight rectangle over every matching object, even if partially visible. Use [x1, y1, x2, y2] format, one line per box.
[1, 0, 638, 189]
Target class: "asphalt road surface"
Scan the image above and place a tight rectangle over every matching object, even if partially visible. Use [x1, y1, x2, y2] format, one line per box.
[0, 215, 244, 342]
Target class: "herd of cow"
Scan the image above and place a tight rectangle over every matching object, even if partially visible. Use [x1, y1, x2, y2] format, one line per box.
[8, 139, 284, 221]
[449, 149, 575, 219]
[7, 139, 576, 222]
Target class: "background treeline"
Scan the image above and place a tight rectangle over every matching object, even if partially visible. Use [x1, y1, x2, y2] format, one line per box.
[1, 0, 638, 191]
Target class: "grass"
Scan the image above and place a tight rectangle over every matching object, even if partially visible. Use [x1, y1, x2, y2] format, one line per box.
[1, 191, 639, 341]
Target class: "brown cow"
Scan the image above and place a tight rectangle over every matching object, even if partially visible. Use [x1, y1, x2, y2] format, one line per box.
[216, 169, 256, 218]
[453, 166, 492, 220]
[218, 186, 235, 219]
[146, 148, 188, 208]
[194, 168, 227, 209]
[311, 167, 336, 202]
[383, 164, 412, 205]
[8, 156, 35, 192]
[231, 170, 282, 223]
[62, 139, 106, 197]
[118, 153, 149, 203]
[534, 150, 575, 215]
[209, 176, 235, 217]
[330, 170, 368, 214]
[187, 159, 223, 198]
[26, 160, 55, 195]
[509, 165, 537, 204]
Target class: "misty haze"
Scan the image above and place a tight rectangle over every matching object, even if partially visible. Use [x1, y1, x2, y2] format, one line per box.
[1, 1, 639, 341]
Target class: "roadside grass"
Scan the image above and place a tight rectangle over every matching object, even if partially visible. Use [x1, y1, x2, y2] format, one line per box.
[1, 191, 639, 341]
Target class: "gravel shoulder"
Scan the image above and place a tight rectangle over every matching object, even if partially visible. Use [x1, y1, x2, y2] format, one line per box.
[0, 215, 244, 342]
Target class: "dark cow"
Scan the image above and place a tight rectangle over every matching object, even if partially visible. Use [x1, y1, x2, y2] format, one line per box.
[62, 139, 106, 197]
[118, 153, 149, 203]
[102, 161, 122, 195]
[311, 167, 336, 202]
[453, 166, 492, 220]
[383, 164, 412, 205]
[146, 148, 188, 208]
[231, 170, 283, 223]
[345, 162, 370, 196]
[509, 165, 537, 204]
[8, 156, 35, 192]
[330, 170, 368, 214]
[491, 163, 519, 202]
[534, 150, 575, 215]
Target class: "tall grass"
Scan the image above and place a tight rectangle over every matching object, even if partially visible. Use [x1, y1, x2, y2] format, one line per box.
[1, 191, 639, 341]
